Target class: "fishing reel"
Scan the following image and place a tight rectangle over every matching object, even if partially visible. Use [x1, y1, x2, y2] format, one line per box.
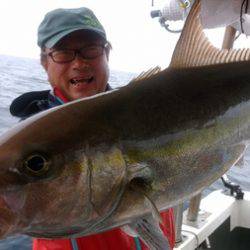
[151, 0, 192, 33]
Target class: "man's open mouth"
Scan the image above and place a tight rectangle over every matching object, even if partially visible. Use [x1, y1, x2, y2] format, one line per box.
[70, 77, 94, 85]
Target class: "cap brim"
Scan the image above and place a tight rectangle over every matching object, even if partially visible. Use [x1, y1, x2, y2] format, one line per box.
[45, 27, 106, 48]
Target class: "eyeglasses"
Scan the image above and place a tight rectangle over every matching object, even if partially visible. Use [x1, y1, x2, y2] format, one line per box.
[47, 43, 108, 63]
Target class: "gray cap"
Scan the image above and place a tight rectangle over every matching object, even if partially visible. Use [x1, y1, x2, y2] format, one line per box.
[37, 7, 106, 48]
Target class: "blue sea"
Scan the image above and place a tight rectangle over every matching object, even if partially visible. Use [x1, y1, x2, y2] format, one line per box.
[0, 54, 249, 249]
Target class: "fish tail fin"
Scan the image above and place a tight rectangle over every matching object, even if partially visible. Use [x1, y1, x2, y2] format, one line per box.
[170, 0, 250, 68]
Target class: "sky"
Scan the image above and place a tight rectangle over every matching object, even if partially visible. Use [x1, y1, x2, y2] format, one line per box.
[0, 0, 250, 73]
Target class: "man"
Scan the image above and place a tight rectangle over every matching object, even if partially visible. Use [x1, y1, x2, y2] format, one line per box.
[10, 7, 175, 250]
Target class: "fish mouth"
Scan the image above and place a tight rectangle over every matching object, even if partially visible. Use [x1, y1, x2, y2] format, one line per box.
[69, 76, 94, 85]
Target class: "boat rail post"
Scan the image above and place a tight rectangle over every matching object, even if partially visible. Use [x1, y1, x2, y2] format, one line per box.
[187, 193, 202, 222]
[221, 26, 236, 50]
[173, 203, 184, 244]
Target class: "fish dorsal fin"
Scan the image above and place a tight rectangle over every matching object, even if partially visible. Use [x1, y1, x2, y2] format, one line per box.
[131, 66, 161, 82]
[170, 0, 250, 68]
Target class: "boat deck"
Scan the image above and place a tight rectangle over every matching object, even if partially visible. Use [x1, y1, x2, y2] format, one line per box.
[174, 190, 250, 250]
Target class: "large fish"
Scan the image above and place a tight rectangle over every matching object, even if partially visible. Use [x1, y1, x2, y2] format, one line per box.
[0, 0, 249, 247]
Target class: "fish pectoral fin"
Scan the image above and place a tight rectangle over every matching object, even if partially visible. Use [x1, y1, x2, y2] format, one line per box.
[121, 225, 138, 237]
[127, 162, 162, 223]
[126, 216, 170, 250]
[170, 0, 250, 68]
[144, 192, 163, 225]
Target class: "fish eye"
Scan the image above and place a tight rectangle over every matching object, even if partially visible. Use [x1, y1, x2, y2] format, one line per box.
[23, 153, 50, 176]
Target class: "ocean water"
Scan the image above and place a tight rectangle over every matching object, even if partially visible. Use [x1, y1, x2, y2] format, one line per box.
[0, 54, 249, 249]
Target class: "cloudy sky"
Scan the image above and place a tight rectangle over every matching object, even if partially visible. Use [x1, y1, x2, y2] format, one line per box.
[0, 0, 249, 73]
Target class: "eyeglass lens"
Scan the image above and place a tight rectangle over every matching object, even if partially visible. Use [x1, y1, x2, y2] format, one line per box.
[50, 45, 105, 63]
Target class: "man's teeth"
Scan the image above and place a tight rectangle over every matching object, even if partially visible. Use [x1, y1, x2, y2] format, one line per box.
[70, 77, 93, 85]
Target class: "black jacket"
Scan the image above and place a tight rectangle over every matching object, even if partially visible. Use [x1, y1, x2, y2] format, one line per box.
[10, 90, 61, 120]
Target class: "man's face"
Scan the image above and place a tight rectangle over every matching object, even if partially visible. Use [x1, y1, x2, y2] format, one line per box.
[42, 30, 110, 101]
